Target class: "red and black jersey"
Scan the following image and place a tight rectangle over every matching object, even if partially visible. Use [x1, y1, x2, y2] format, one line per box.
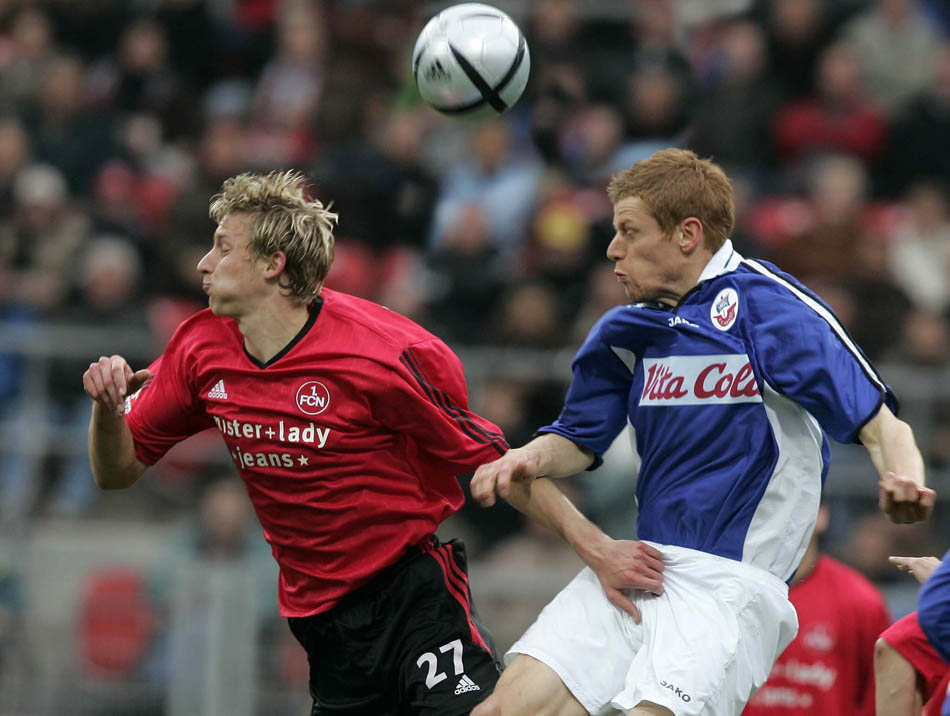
[125, 288, 508, 616]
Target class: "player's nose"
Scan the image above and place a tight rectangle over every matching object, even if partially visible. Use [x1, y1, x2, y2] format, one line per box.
[196, 249, 215, 274]
[606, 233, 625, 260]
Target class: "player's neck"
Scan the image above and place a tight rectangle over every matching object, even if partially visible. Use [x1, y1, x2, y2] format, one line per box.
[236, 298, 312, 364]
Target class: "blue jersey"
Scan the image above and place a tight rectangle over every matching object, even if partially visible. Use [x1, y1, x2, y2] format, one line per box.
[918, 549, 950, 664]
[539, 240, 896, 582]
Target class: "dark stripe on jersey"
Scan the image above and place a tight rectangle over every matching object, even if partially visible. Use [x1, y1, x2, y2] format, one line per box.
[400, 349, 500, 446]
[244, 297, 323, 369]
[398, 353, 504, 454]
[742, 260, 890, 396]
[404, 348, 507, 444]
[401, 349, 508, 455]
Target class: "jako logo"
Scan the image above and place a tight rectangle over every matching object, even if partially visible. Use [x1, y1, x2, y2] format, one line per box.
[659, 680, 691, 702]
[640, 354, 761, 406]
[296, 381, 331, 416]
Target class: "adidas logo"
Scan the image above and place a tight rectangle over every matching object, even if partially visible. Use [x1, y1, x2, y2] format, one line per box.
[454, 674, 480, 695]
[424, 59, 451, 83]
[207, 379, 228, 400]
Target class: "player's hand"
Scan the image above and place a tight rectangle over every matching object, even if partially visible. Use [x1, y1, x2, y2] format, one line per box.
[470, 448, 544, 507]
[83, 355, 151, 417]
[588, 538, 664, 624]
[889, 555, 942, 584]
[879, 471, 935, 524]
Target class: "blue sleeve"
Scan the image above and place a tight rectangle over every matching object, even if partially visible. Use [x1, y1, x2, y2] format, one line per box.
[745, 271, 897, 444]
[918, 549, 950, 664]
[537, 313, 632, 469]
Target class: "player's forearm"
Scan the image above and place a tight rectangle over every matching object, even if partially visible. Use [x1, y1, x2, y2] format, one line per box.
[860, 407, 925, 486]
[88, 402, 146, 489]
[502, 477, 611, 565]
[520, 433, 595, 479]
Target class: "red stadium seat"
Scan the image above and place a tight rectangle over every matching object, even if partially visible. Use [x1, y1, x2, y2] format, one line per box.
[77, 568, 155, 679]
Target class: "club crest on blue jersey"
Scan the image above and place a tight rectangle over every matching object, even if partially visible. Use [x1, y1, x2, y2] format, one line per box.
[296, 380, 331, 416]
[710, 288, 739, 331]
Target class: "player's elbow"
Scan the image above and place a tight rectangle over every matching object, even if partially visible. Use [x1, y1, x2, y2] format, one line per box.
[92, 462, 145, 490]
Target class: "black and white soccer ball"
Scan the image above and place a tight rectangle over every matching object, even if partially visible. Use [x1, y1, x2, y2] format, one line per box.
[412, 3, 530, 118]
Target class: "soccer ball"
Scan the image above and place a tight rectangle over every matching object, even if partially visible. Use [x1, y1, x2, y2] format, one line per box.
[412, 3, 530, 118]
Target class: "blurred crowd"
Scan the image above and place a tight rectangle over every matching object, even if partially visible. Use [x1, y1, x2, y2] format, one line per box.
[0, 0, 947, 579]
[0, 1, 947, 710]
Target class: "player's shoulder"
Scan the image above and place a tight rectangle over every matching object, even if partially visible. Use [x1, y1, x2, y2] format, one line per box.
[166, 308, 238, 350]
[320, 288, 444, 356]
[724, 259, 837, 320]
[730, 259, 819, 302]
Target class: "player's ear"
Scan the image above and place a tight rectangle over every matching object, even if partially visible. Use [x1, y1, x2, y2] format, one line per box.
[678, 218, 704, 254]
[263, 251, 287, 279]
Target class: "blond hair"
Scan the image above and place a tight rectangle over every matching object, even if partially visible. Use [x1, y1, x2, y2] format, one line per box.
[209, 170, 338, 304]
[607, 149, 734, 251]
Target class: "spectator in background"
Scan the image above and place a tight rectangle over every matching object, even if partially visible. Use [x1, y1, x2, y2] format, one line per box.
[555, 104, 626, 187]
[154, 118, 248, 300]
[310, 106, 437, 254]
[845, 230, 914, 361]
[103, 18, 181, 128]
[841, 0, 942, 115]
[247, 1, 326, 167]
[0, 116, 31, 220]
[888, 182, 950, 314]
[880, 43, 950, 195]
[426, 203, 512, 343]
[601, 0, 693, 113]
[772, 42, 887, 168]
[44, 236, 148, 518]
[488, 282, 564, 349]
[143, 475, 277, 689]
[689, 20, 782, 179]
[620, 64, 686, 149]
[893, 308, 950, 366]
[773, 154, 870, 281]
[571, 262, 629, 344]
[25, 54, 119, 195]
[0, 163, 90, 313]
[430, 119, 543, 254]
[523, 0, 587, 82]
[744, 503, 891, 715]
[0, 6, 57, 107]
[755, 0, 838, 101]
[523, 188, 606, 319]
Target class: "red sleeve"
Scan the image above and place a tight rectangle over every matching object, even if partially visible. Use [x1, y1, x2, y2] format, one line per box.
[371, 339, 508, 473]
[881, 611, 950, 703]
[925, 672, 950, 716]
[124, 329, 215, 465]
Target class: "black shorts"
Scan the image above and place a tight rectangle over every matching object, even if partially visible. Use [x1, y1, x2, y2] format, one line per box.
[288, 537, 500, 716]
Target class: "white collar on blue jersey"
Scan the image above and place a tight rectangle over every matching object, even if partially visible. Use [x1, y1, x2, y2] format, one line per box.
[695, 239, 743, 285]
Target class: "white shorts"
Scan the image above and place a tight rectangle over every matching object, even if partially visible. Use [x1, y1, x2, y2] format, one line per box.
[507, 543, 798, 716]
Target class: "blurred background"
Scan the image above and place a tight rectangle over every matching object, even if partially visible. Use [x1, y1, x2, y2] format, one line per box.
[0, 0, 946, 713]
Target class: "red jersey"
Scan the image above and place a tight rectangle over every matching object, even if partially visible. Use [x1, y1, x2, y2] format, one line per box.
[125, 289, 508, 616]
[880, 611, 950, 716]
[744, 555, 890, 716]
